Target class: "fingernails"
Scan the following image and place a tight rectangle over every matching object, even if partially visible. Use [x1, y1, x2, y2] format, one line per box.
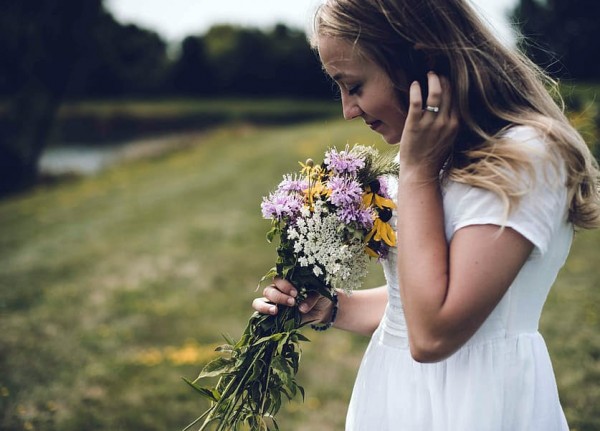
[300, 304, 309, 312]
[269, 306, 277, 315]
[290, 289, 297, 297]
[287, 297, 295, 306]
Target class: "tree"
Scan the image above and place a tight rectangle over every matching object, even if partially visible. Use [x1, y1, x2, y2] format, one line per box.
[0, 0, 103, 195]
[170, 36, 215, 95]
[511, 0, 600, 80]
[74, 11, 169, 97]
[200, 23, 331, 97]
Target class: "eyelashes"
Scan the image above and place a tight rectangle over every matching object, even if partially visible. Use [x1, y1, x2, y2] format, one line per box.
[330, 83, 362, 100]
[348, 84, 362, 96]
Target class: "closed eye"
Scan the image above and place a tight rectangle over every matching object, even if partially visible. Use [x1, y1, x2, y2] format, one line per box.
[348, 84, 362, 96]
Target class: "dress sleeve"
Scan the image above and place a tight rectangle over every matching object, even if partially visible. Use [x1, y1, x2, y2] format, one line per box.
[446, 128, 569, 256]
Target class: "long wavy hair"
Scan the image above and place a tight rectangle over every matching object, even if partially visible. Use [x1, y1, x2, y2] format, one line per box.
[312, 0, 600, 229]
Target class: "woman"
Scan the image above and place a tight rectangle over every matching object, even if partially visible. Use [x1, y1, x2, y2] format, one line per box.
[253, 0, 600, 429]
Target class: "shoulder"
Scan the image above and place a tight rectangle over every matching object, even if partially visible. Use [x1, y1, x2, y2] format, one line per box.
[501, 125, 555, 159]
[443, 125, 570, 255]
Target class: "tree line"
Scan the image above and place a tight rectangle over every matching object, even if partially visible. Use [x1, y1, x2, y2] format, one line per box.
[0, 0, 597, 195]
[0, 8, 331, 100]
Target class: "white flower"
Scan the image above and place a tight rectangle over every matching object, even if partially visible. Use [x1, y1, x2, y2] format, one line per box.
[288, 210, 370, 294]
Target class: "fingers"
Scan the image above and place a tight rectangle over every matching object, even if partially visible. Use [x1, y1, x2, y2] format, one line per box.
[252, 297, 278, 315]
[407, 72, 445, 127]
[406, 81, 424, 127]
[425, 71, 443, 113]
[263, 283, 297, 307]
[272, 277, 298, 298]
[254, 279, 323, 317]
[298, 291, 320, 313]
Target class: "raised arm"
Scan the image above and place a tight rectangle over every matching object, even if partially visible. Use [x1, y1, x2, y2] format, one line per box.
[397, 73, 534, 363]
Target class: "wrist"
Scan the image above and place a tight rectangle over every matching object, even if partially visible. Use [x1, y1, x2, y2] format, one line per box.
[310, 291, 339, 332]
[399, 163, 440, 184]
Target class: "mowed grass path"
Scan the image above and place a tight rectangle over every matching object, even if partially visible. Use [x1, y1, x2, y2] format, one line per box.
[1, 118, 599, 430]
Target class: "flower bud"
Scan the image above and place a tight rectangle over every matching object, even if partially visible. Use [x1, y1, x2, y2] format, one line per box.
[305, 158, 314, 167]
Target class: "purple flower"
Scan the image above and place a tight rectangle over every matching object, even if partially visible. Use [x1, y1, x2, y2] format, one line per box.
[324, 147, 365, 175]
[327, 176, 363, 208]
[337, 206, 374, 229]
[261, 191, 303, 220]
[277, 174, 307, 193]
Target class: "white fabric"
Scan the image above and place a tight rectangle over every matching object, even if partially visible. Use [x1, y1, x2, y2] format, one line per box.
[346, 127, 573, 431]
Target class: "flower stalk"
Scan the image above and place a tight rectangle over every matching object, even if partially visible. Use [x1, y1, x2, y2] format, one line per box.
[184, 145, 399, 430]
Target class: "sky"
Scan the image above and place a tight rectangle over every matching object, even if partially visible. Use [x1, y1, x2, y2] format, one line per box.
[105, 0, 519, 45]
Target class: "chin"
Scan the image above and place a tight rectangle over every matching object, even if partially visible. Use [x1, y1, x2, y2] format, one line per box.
[382, 133, 402, 145]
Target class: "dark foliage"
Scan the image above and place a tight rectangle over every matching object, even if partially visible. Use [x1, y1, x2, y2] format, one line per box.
[511, 0, 600, 80]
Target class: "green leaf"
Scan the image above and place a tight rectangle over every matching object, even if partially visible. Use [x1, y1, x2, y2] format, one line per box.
[182, 377, 220, 402]
[293, 332, 310, 342]
[259, 267, 278, 287]
[196, 356, 233, 379]
[266, 226, 279, 243]
[221, 333, 236, 345]
[214, 344, 234, 353]
[253, 332, 284, 345]
[298, 385, 305, 402]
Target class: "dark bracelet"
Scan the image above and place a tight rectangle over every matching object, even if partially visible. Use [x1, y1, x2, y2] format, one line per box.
[310, 291, 338, 331]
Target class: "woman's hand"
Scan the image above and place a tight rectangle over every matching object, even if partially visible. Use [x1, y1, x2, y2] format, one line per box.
[399, 71, 459, 178]
[252, 277, 335, 325]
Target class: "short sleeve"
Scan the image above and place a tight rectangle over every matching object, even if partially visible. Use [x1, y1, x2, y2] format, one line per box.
[445, 127, 569, 256]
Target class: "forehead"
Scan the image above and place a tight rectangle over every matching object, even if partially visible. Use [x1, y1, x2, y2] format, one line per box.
[317, 36, 368, 77]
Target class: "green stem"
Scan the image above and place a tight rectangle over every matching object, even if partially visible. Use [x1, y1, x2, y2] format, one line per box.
[198, 344, 258, 431]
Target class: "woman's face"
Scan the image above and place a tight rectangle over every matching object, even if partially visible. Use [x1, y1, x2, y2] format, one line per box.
[318, 36, 407, 145]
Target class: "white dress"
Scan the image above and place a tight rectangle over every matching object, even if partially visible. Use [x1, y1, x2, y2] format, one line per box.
[346, 127, 572, 431]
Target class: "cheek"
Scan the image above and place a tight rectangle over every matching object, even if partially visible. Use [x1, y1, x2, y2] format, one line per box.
[385, 101, 407, 128]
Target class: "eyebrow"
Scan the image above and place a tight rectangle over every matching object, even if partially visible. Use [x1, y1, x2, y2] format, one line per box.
[331, 72, 358, 83]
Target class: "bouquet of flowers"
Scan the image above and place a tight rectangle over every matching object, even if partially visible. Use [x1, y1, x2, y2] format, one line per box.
[184, 144, 399, 431]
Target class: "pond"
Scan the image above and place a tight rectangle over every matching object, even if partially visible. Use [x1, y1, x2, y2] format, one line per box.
[39, 145, 122, 175]
[39, 132, 201, 176]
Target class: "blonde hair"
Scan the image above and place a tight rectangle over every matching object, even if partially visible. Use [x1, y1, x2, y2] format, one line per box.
[312, 0, 600, 229]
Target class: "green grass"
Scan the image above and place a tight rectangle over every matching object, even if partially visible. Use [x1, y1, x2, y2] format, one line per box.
[0, 119, 387, 431]
[1, 117, 599, 431]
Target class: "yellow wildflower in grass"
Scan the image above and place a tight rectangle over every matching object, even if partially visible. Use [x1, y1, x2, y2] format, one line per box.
[166, 341, 220, 365]
[130, 341, 220, 367]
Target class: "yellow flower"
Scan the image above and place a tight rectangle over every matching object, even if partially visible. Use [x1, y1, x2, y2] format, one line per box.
[365, 245, 380, 258]
[366, 217, 396, 247]
[362, 180, 396, 210]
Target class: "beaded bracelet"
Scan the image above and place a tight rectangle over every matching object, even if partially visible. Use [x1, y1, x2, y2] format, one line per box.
[310, 291, 338, 331]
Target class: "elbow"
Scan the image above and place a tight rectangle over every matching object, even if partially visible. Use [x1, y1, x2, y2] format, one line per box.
[408, 335, 457, 363]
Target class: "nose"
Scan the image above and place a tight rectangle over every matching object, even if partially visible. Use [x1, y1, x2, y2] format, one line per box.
[341, 94, 362, 120]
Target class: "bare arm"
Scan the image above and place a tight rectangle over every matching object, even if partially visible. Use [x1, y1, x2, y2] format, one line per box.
[333, 286, 388, 336]
[397, 170, 533, 362]
[253, 281, 388, 337]
[397, 73, 534, 362]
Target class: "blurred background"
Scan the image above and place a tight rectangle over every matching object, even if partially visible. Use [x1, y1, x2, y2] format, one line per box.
[0, 0, 598, 430]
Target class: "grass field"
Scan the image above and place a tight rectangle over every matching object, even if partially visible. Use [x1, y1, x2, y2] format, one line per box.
[1, 115, 599, 430]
